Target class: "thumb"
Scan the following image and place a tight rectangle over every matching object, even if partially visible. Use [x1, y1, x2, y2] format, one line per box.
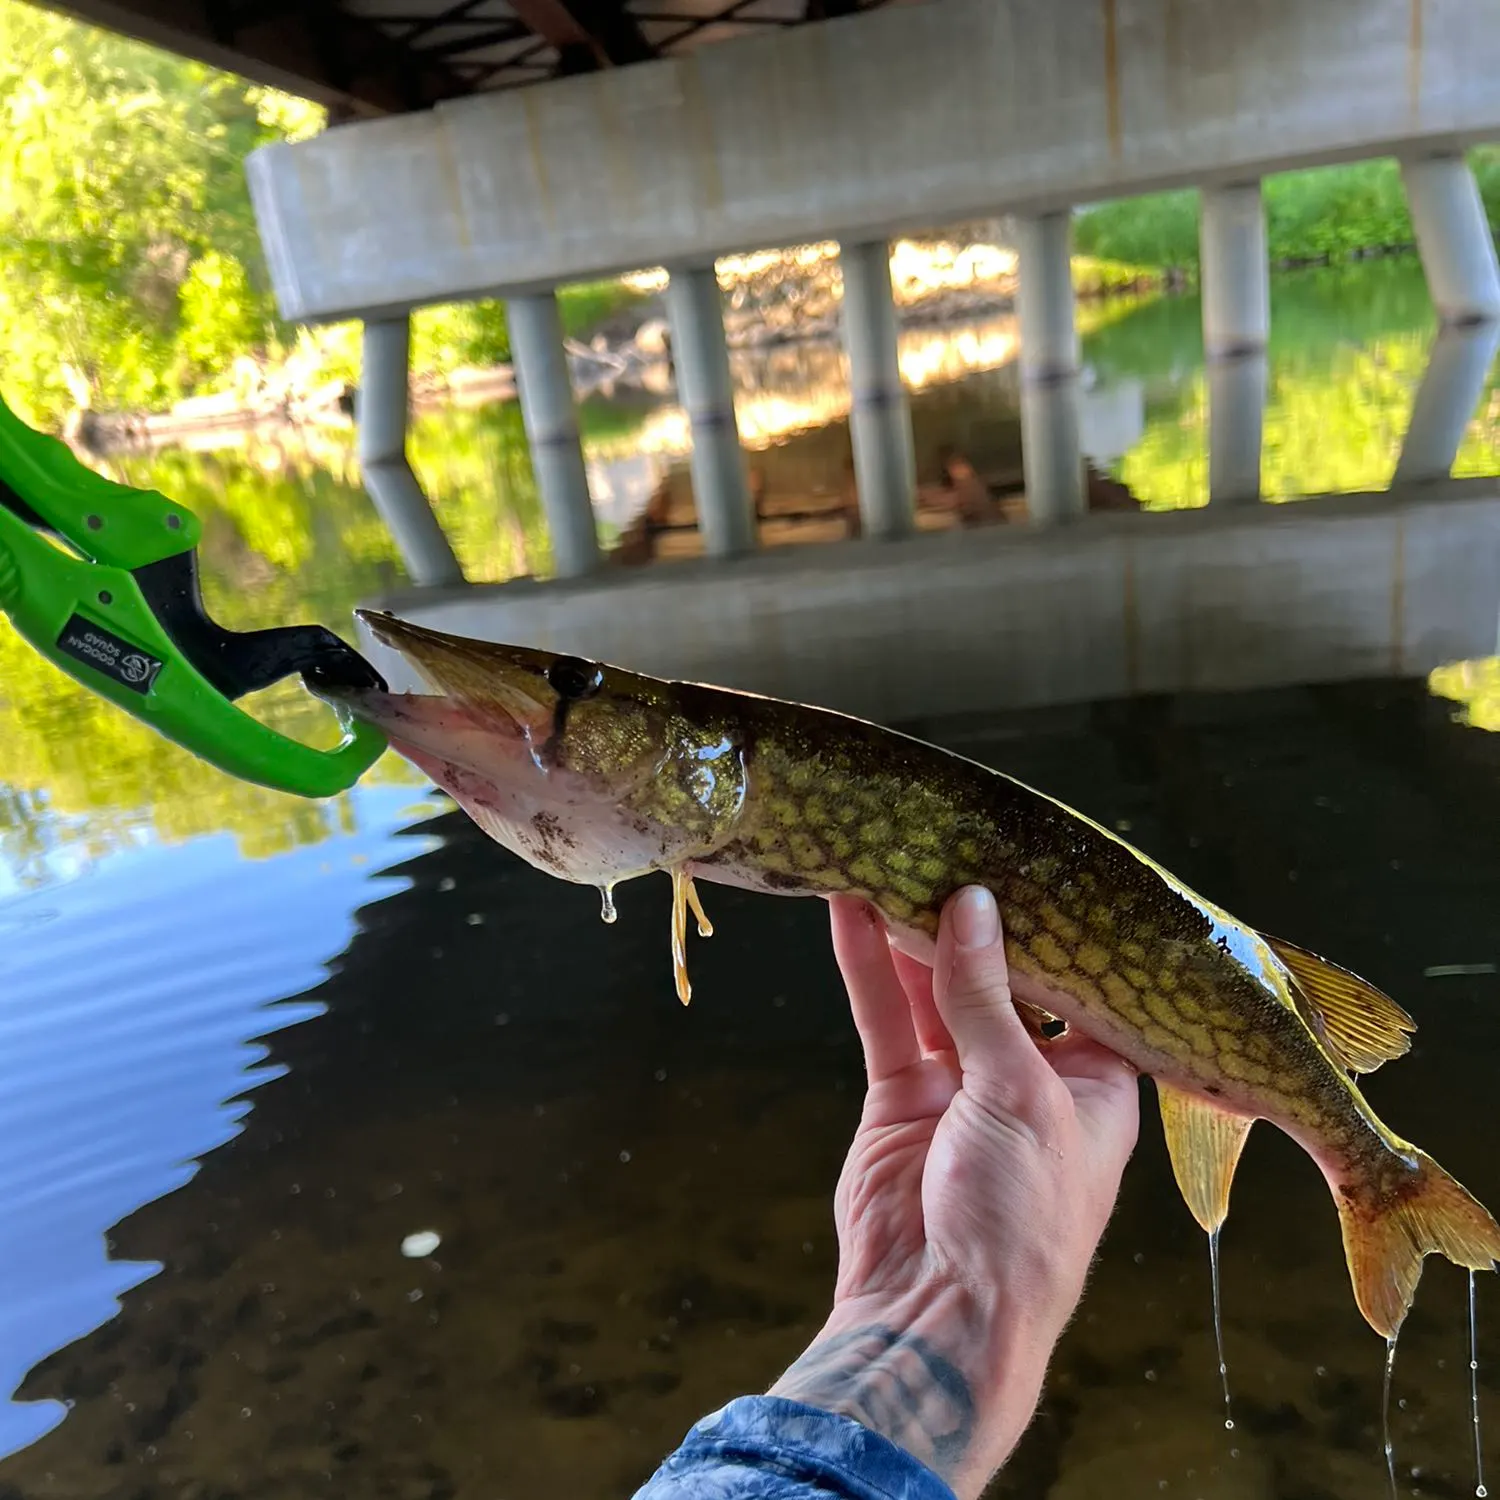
[933, 887, 1050, 1110]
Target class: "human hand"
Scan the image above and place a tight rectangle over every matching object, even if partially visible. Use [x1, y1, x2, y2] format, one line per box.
[769, 886, 1140, 1499]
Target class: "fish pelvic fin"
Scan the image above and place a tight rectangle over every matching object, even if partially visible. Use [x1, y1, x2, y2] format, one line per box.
[1155, 1080, 1255, 1233]
[1338, 1148, 1500, 1338]
[1261, 934, 1415, 1075]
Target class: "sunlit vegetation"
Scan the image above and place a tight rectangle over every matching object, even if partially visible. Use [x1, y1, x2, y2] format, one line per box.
[1085, 263, 1500, 508]
[0, 0, 641, 430]
[1075, 152, 1500, 275]
[1429, 659, 1500, 732]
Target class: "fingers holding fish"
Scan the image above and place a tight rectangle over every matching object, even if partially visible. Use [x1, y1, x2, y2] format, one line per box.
[890, 945, 955, 1060]
[932, 887, 1061, 1126]
[1043, 1027, 1142, 1185]
[830, 896, 923, 1085]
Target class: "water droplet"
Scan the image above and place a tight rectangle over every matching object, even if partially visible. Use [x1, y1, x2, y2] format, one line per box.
[1472, 1270, 1488, 1500]
[407, 1288, 423, 1302]
[466, 912, 485, 926]
[1383, 1332, 1400, 1500]
[599, 885, 617, 924]
[1208, 1227, 1234, 1433]
[439, 876, 456, 892]
[401, 1231, 441, 1258]
[619, 1150, 632, 1163]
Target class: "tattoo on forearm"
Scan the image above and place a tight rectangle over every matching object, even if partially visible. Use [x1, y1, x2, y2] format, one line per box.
[773, 1325, 975, 1478]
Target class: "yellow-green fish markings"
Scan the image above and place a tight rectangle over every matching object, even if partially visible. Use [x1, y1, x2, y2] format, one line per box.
[323, 611, 1500, 1341]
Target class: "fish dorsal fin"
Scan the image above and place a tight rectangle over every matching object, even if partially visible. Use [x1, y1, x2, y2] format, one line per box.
[1156, 1080, 1255, 1233]
[1261, 934, 1415, 1075]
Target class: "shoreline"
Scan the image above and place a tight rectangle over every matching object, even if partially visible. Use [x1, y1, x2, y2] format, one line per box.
[69, 282, 1149, 458]
[71, 239, 1417, 460]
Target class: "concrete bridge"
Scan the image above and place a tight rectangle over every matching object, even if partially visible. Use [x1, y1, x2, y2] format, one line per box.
[238, 0, 1500, 586]
[61, 0, 1500, 712]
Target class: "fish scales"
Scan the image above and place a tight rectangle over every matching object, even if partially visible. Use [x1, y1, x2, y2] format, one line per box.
[688, 698, 1372, 1159]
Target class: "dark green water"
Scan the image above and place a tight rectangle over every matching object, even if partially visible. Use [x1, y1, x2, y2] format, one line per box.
[1, 260, 1499, 1499]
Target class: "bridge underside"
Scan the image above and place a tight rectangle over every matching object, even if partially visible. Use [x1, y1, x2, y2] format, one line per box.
[49, 0, 903, 119]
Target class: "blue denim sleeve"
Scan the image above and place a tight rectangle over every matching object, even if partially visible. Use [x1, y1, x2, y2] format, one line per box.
[633, 1395, 959, 1500]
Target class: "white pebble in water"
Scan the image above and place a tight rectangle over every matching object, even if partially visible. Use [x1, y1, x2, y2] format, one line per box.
[401, 1231, 442, 1258]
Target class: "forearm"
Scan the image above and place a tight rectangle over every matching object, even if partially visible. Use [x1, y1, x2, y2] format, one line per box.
[767, 1282, 1055, 1500]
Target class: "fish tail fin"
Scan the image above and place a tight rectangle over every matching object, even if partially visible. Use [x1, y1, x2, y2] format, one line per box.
[1336, 1148, 1500, 1337]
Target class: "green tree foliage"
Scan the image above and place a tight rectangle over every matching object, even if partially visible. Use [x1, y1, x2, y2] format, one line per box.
[0, 0, 295, 422]
[0, 0, 644, 429]
[1075, 152, 1500, 274]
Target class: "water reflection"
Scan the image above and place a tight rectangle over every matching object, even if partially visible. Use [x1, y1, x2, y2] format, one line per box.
[1396, 322, 1500, 486]
[0, 784, 440, 1456]
[1207, 352, 1268, 505]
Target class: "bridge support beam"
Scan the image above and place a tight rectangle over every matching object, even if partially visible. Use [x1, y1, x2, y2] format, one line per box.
[1015, 211, 1080, 380]
[1200, 183, 1270, 504]
[1401, 153, 1500, 324]
[839, 239, 916, 540]
[1200, 181, 1270, 358]
[506, 291, 601, 577]
[1014, 211, 1086, 523]
[357, 317, 463, 587]
[665, 263, 757, 557]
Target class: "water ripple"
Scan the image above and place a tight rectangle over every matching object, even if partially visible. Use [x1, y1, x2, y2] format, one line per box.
[0, 784, 442, 1459]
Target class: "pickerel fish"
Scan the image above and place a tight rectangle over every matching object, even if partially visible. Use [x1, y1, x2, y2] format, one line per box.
[328, 610, 1500, 1340]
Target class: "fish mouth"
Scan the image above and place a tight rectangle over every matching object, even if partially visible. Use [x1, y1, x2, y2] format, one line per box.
[354, 610, 561, 734]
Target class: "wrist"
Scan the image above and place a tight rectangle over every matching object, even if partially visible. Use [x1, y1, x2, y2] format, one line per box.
[768, 1280, 1054, 1498]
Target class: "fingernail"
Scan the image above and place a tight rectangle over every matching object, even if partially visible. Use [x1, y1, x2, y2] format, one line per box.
[952, 886, 999, 950]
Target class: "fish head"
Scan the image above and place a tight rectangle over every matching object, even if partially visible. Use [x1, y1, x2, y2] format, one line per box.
[319, 611, 750, 887]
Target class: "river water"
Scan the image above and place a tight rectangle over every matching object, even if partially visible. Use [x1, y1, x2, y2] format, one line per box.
[2, 262, 1500, 1499]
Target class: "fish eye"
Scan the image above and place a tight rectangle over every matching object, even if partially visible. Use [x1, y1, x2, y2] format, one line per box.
[546, 656, 604, 700]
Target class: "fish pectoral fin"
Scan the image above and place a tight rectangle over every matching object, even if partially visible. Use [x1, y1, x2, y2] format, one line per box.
[1155, 1080, 1254, 1234]
[668, 867, 712, 1006]
[1015, 1002, 1060, 1041]
[1261, 933, 1416, 1075]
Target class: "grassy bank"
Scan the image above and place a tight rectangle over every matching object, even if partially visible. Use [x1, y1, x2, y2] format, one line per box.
[1074, 149, 1500, 274]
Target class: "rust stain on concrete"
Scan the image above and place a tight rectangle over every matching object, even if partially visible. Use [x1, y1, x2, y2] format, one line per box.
[1409, 0, 1424, 121]
[1102, 0, 1122, 162]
